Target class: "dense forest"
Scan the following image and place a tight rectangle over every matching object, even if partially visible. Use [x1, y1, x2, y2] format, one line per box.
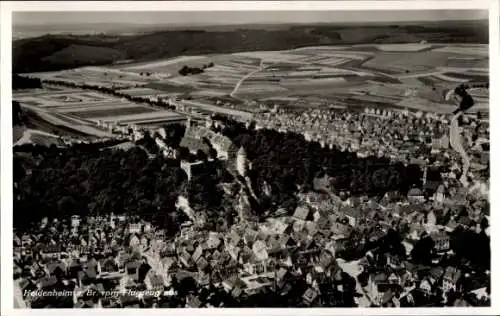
[218, 118, 423, 214]
[12, 74, 42, 90]
[14, 116, 423, 233]
[13, 21, 488, 73]
[14, 144, 189, 233]
[13, 101, 24, 126]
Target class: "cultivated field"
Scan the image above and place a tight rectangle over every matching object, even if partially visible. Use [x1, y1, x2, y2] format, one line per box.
[22, 43, 489, 117]
[13, 84, 185, 137]
[111, 43, 489, 113]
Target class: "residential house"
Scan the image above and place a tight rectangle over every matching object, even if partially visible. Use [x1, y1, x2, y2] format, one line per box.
[85, 258, 99, 279]
[408, 188, 425, 204]
[443, 267, 462, 294]
[293, 205, 312, 222]
[129, 223, 142, 234]
[314, 251, 335, 273]
[37, 275, 58, 290]
[367, 272, 394, 305]
[161, 258, 179, 286]
[298, 240, 321, 263]
[430, 231, 450, 253]
[381, 191, 402, 205]
[278, 235, 297, 250]
[45, 261, 67, 278]
[426, 210, 437, 226]
[129, 234, 140, 248]
[222, 275, 242, 293]
[196, 256, 209, 272]
[206, 232, 221, 250]
[302, 287, 319, 305]
[40, 245, 62, 260]
[186, 294, 203, 308]
[243, 255, 269, 275]
[197, 271, 211, 287]
[434, 185, 446, 204]
[387, 270, 405, 286]
[67, 259, 83, 279]
[330, 221, 351, 239]
[116, 252, 131, 270]
[145, 271, 165, 292]
[125, 261, 141, 282]
[252, 240, 269, 262]
[140, 236, 149, 249]
[71, 215, 81, 228]
[99, 257, 119, 274]
[340, 206, 361, 227]
[419, 277, 437, 296]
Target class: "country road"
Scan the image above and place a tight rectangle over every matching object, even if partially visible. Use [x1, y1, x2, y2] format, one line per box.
[230, 59, 265, 98]
[449, 113, 470, 187]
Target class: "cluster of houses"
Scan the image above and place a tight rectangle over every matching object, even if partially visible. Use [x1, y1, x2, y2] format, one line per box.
[13, 98, 490, 308]
[13, 168, 490, 308]
[252, 107, 489, 179]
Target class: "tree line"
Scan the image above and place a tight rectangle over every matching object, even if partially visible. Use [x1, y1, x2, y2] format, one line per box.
[13, 74, 42, 90]
[178, 62, 214, 76]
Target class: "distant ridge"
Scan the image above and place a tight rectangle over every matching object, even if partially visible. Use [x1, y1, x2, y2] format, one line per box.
[13, 20, 488, 74]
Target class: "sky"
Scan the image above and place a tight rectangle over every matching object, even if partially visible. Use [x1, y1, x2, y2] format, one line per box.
[13, 10, 488, 27]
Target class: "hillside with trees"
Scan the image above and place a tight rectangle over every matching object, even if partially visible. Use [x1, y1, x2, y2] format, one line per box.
[13, 144, 189, 234]
[218, 118, 423, 215]
[13, 20, 488, 73]
[14, 116, 425, 231]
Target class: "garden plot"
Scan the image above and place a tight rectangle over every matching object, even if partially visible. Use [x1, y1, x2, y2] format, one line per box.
[37, 111, 113, 137]
[234, 51, 302, 62]
[54, 100, 127, 112]
[223, 55, 262, 66]
[314, 57, 350, 66]
[122, 116, 187, 127]
[207, 65, 247, 75]
[445, 57, 488, 69]
[363, 51, 452, 74]
[117, 87, 166, 97]
[281, 77, 347, 86]
[235, 85, 288, 93]
[433, 73, 471, 83]
[67, 106, 157, 119]
[376, 43, 433, 51]
[122, 55, 207, 71]
[214, 60, 258, 70]
[292, 46, 349, 52]
[433, 45, 489, 57]
[92, 110, 183, 124]
[190, 90, 229, 97]
[82, 66, 146, 78]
